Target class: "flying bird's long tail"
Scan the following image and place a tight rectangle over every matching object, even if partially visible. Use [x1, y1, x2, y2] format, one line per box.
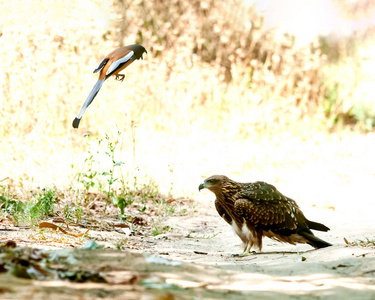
[72, 79, 105, 128]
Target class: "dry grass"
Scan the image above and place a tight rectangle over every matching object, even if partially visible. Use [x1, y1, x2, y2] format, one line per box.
[0, 0, 375, 219]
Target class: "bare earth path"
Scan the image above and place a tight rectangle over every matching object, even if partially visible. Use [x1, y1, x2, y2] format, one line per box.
[1, 200, 375, 299]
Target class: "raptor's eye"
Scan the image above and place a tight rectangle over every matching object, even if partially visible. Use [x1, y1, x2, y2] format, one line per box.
[206, 179, 219, 185]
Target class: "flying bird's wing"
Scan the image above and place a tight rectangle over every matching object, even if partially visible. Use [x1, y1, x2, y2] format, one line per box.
[93, 58, 109, 73]
[105, 51, 134, 77]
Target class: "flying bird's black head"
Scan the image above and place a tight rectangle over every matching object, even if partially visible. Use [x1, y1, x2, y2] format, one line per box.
[126, 44, 147, 60]
[199, 175, 229, 192]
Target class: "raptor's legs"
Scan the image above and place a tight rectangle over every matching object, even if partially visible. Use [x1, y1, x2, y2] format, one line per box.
[115, 74, 125, 82]
[238, 242, 257, 256]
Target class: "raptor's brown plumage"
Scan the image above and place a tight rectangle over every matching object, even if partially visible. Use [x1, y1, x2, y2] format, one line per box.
[199, 175, 331, 255]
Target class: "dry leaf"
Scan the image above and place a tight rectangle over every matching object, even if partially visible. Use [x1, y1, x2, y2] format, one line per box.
[39, 222, 89, 237]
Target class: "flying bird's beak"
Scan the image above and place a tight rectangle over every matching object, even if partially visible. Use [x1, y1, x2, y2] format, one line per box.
[198, 182, 205, 192]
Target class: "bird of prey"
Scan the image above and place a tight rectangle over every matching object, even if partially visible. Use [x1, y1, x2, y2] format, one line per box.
[199, 175, 332, 255]
[72, 44, 147, 128]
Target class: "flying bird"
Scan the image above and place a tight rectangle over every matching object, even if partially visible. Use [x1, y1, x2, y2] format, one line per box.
[72, 44, 147, 128]
[199, 175, 332, 255]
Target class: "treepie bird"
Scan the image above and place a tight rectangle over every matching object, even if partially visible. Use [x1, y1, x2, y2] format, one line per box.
[72, 44, 147, 128]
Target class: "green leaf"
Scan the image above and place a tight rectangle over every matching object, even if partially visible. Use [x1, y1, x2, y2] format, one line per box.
[112, 195, 119, 205]
[139, 205, 147, 212]
[108, 178, 118, 185]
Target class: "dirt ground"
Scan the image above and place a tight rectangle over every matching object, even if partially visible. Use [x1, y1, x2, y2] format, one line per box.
[1, 199, 375, 299]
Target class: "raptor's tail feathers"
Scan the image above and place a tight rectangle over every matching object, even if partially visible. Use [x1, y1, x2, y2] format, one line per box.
[306, 220, 330, 232]
[72, 79, 104, 128]
[300, 231, 332, 249]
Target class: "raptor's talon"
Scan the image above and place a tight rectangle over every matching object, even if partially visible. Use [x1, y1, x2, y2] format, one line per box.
[238, 250, 257, 257]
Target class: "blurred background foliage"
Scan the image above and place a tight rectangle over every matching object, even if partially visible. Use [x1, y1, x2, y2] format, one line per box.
[110, 0, 375, 131]
[1, 0, 375, 140]
[0, 0, 375, 198]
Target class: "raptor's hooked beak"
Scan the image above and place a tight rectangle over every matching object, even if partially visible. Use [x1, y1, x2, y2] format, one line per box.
[198, 182, 206, 192]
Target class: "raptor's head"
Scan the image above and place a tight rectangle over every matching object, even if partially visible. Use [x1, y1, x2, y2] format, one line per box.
[199, 175, 229, 192]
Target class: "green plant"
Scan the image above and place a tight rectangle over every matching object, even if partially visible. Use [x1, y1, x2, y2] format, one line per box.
[76, 131, 127, 213]
[28, 189, 56, 223]
[148, 215, 172, 237]
[138, 205, 147, 212]
[0, 195, 25, 226]
[64, 205, 83, 223]
[112, 194, 133, 215]
[1, 188, 57, 226]
[64, 204, 72, 222]
[115, 239, 128, 250]
[322, 81, 339, 118]
[40, 189, 55, 216]
[350, 237, 375, 247]
[74, 206, 83, 222]
[177, 202, 187, 215]
[74, 129, 170, 219]
[102, 131, 125, 212]
[0, 195, 24, 214]
[77, 136, 102, 194]
[134, 181, 159, 204]
[152, 224, 171, 237]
